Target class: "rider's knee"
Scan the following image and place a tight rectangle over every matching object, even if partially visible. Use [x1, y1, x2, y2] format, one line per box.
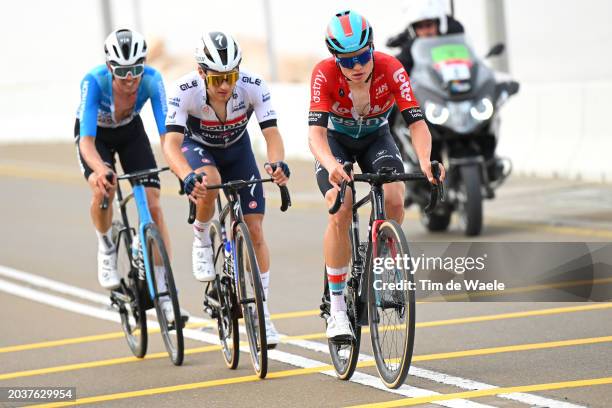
[246, 219, 264, 245]
[329, 205, 352, 230]
[385, 188, 404, 218]
[198, 187, 219, 204]
[148, 201, 163, 222]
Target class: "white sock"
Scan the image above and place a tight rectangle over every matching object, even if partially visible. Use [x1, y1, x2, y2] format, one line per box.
[260, 271, 270, 318]
[96, 227, 115, 254]
[154, 265, 168, 295]
[327, 265, 349, 315]
[193, 220, 211, 247]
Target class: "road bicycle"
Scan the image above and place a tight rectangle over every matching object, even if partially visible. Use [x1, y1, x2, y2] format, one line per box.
[186, 173, 290, 378]
[103, 165, 186, 366]
[320, 162, 443, 388]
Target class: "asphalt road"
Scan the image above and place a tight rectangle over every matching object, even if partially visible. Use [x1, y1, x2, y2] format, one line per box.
[0, 143, 611, 407]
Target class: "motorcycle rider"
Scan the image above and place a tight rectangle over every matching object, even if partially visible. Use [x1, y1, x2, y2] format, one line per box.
[387, 0, 464, 75]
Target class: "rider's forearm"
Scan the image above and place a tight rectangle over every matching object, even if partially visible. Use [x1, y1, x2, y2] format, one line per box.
[79, 136, 108, 175]
[162, 132, 193, 180]
[308, 126, 337, 170]
[261, 127, 285, 163]
[409, 121, 432, 165]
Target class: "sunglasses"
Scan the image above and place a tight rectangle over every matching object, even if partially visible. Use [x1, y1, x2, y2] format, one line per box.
[110, 64, 144, 79]
[205, 70, 240, 87]
[336, 48, 373, 69]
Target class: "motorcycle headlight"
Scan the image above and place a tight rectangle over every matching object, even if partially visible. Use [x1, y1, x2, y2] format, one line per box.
[470, 97, 494, 121]
[425, 102, 450, 125]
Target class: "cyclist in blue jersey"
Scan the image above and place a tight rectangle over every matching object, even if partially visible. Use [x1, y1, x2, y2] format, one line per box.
[74, 29, 183, 321]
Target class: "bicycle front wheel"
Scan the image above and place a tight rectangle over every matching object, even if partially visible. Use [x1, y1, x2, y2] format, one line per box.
[210, 221, 239, 369]
[235, 222, 267, 378]
[368, 220, 415, 389]
[145, 224, 184, 366]
[115, 221, 147, 358]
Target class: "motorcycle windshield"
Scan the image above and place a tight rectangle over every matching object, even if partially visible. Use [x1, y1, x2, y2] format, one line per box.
[411, 34, 486, 97]
[409, 34, 497, 134]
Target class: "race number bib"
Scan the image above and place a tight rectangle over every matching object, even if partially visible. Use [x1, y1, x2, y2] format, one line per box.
[431, 44, 472, 82]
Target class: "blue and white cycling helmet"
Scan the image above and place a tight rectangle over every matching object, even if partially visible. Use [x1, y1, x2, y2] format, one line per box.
[104, 28, 147, 66]
[325, 10, 373, 55]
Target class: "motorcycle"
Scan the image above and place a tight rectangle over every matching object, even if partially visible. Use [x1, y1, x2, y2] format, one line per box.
[390, 34, 519, 236]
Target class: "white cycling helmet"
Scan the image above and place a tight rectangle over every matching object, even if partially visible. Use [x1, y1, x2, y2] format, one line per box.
[406, 0, 448, 38]
[104, 28, 147, 65]
[195, 31, 242, 72]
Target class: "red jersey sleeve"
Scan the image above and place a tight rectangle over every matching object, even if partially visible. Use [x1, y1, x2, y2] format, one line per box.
[384, 54, 424, 125]
[308, 60, 333, 127]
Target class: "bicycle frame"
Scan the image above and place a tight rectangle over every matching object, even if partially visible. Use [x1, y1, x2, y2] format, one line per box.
[346, 182, 390, 327]
[114, 178, 158, 301]
[214, 190, 247, 296]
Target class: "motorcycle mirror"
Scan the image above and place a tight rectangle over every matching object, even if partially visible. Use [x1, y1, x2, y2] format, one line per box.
[485, 43, 505, 58]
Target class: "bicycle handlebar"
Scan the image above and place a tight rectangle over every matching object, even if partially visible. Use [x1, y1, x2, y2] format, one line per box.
[187, 173, 292, 224]
[329, 161, 444, 215]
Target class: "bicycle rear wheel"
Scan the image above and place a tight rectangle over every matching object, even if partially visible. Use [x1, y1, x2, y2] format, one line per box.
[235, 222, 267, 378]
[145, 224, 185, 366]
[324, 267, 361, 381]
[210, 221, 239, 369]
[114, 221, 147, 358]
[368, 220, 415, 389]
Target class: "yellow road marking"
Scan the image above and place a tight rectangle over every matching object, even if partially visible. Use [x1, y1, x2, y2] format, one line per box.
[2, 163, 612, 237]
[422, 277, 612, 302]
[1, 301, 610, 355]
[0, 332, 126, 353]
[347, 376, 612, 408]
[0, 322, 211, 354]
[3, 329, 609, 382]
[27, 335, 612, 407]
[0, 345, 221, 380]
[31, 364, 334, 407]
[0, 310, 303, 354]
[283, 302, 612, 341]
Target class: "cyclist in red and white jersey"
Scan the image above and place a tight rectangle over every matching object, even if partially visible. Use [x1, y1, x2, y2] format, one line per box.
[163, 32, 289, 346]
[308, 10, 445, 340]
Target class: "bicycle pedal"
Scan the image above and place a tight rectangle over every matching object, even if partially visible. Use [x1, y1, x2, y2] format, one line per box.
[329, 334, 354, 345]
[205, 306, 219, 319]
[266, 343, 278, 350]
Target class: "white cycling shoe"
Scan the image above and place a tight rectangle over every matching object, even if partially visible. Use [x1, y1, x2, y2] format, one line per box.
[193, 245, 215, 282]
[159, 297, 190, 324]
[265, 315, 281, 348]
[326, 311, 354, 342]
[97, 250, 120, 290]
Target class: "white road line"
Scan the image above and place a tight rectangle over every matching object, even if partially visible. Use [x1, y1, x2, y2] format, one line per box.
[0, 266, 588, 407]
[0, 265, 110, 305]
[0, 273, 491, 408]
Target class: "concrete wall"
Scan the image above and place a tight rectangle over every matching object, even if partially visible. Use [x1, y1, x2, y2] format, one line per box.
[1, 1, 610, 181]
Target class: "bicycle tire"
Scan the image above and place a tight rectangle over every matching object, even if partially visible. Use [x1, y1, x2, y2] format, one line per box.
[145, 224, 185, 366]
[115, 221, 148, 358]
[324, 266, 361, 381]
[367, 220, 415, 389]
[235, 222, 268, 378]
[210, 221, 239, 369]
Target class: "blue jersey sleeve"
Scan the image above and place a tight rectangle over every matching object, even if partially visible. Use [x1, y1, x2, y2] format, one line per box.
[78, 74, 102, 137]
[146, 69, 168, 136]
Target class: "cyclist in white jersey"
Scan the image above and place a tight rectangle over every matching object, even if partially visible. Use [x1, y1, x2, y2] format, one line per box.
[163, 31, 289, 345]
